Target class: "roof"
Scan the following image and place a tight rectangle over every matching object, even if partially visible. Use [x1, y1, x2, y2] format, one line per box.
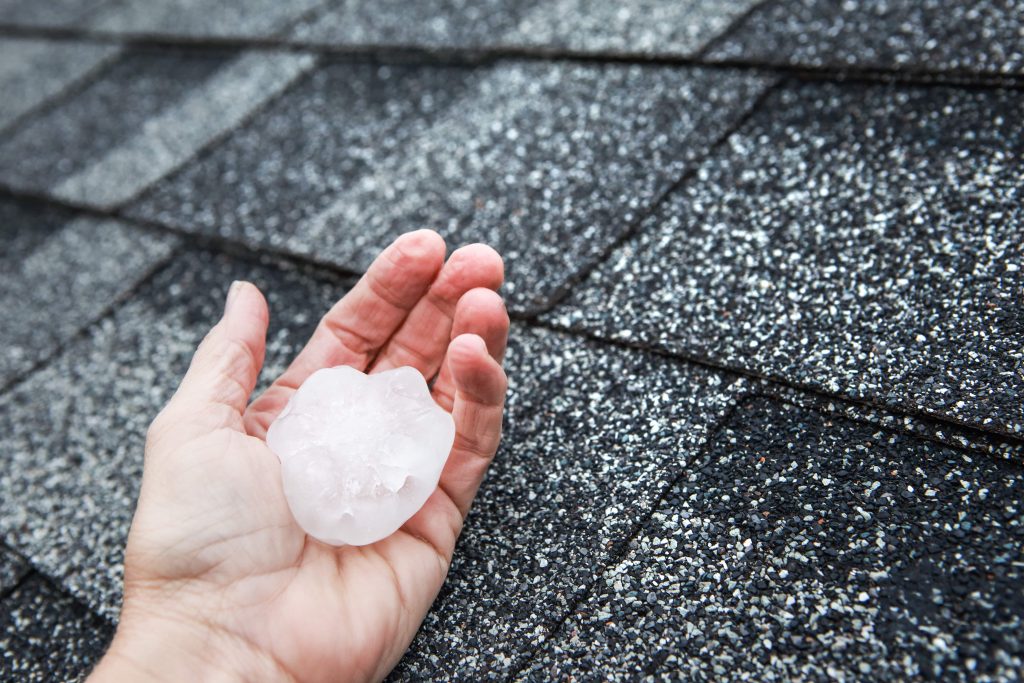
[0, 1, 1021, 680]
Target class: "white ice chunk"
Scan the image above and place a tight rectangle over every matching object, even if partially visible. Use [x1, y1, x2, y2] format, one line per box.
[266, 366, 455, 546]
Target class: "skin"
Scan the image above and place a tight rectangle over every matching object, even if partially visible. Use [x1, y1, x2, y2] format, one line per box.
[88, 230, 510, 682]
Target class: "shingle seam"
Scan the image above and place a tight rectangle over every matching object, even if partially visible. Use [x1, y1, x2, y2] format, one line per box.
[694, 0, 781, 61]
[505, 393, 752, 682]
[103, 51, 322, 212]
[0, 44, 122, 138]
[511, 389, 1024, 680]
[4, 183, 1015, 453]
[0, 243, 182, 400]
[0, 185, 368, 282]
[71, 50, 320, 210]
[525, 76, 785, 317]
[1, 26, 1023, 88]
[532, 318, 1024, 450]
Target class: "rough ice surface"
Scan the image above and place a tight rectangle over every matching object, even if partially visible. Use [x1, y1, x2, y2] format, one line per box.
[266, 366, 455, 546]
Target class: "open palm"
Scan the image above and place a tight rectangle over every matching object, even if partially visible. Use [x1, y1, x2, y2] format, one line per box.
[91, 230, 509, 682]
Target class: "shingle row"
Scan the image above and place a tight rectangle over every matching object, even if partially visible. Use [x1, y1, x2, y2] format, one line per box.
[4, 1, 1023, 75]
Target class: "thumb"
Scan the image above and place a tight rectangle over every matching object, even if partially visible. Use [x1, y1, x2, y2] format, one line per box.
[165, 280, 269, 433]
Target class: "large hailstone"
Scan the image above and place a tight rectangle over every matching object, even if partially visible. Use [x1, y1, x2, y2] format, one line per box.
[266, 366, 455, 546]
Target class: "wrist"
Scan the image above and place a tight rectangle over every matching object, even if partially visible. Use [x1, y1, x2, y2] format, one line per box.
[89, 605, 292, 682]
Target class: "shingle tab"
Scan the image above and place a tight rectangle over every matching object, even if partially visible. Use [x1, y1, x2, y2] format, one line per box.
[508, 0, 759, 56]
[391, 326, 744, 679]
[0, 199, 177, 387]
[0, 575, 113, 682]
[0, 49, 315, 209]
[708, 0, 1024, 76]
[0, 0, 108, 29]
[547, 82, 1024, 437]
[291, 0, 542, 49]
[130, 61, 774, 313]
[0, 38, 120, 133]
[89, 0, 324, 38]
[524, 398, 1024, 681]
[0, 249, 356, 618]
[127, 61, 479, 249]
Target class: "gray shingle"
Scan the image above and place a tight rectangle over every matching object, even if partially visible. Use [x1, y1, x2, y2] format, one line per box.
[546, 82, 1024, 437]
[0, 199, 177, 387]
[127, 61, 479, 250]
[390, 326, 745, 679]
[707, 0, 1024, 76]
[508, 0, 760, 56]
[291, 0, 542, 49]
[0, 575, 113, 682]
[0, 249, 356, 618]
[88, 0, 325, 37]
[0, 49, 315, 209]
[523, 398, 1024, 681]
[0, 38, 120, 133]
[130, 61, 774, 313]
[0, 0, 109, 28]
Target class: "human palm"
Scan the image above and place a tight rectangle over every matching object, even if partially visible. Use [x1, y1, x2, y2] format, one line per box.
[91, 230, 509, 682]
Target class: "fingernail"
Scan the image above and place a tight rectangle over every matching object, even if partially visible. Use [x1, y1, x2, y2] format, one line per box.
[224, 280, 243, 314]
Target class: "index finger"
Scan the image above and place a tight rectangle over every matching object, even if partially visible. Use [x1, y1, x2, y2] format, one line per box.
[244, 230, 445, 438]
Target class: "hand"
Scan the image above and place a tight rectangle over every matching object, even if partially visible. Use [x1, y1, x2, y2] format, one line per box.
[89, 230, 509, 682]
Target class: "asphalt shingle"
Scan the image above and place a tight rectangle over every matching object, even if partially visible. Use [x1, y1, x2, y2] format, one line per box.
[0, 198, 177, 388]
[708, 0, 1024, 76]
[507, 0, 759, 56]
[87, 0, 324, 38]
[0, 575, 113, 682]
[128, 60, 478, 250]
[130, 61, 774, 313]
[523, 398, 1024, 681]
[0, 249, 356, 618]
[0, 38, 120, 133]
[0, 48, 315, 209]
[293, 0, 758, 56]
[391, 326, 744, 679]
[547, 81, 1024, 437]
[291, 0, 541, 49]
[0, 0, 108, 29]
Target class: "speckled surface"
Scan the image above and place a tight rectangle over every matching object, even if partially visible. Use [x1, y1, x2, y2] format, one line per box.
[0, 48, 315, 208]
[128, 60, 479, 248]
[89, 0, 324, 37]
[131, 61, 772, 313]
[0, 574, 113, 682]
[0, 198, 177, 387]
[0, 249, 355, 618]
[0, 38, 120, 132]
[708, 0, 1024, 76]
[507, 0, 759, 56]
[2, 1, 1023, 679]
[291, 0, 541, 49]
[292, 0, 757, 56]
[522, 398, 1024, 681]
[389, 326, 745, 679]
[0, 0, 109, 29]
[547, 82, 1024, 438]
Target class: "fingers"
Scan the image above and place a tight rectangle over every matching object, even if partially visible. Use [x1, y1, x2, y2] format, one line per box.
[437, 334, 508, 517]
[369, 244, 503, 378]
[432, 288, 509, 412]
[160, 281, 269, 434]
[244, 230, 445, 438]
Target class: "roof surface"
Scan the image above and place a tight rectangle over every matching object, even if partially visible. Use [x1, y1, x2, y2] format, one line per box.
[0, 1, 1022, 681]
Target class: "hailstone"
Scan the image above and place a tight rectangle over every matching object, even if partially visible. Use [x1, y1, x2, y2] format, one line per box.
[266, 365, 455, 546]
